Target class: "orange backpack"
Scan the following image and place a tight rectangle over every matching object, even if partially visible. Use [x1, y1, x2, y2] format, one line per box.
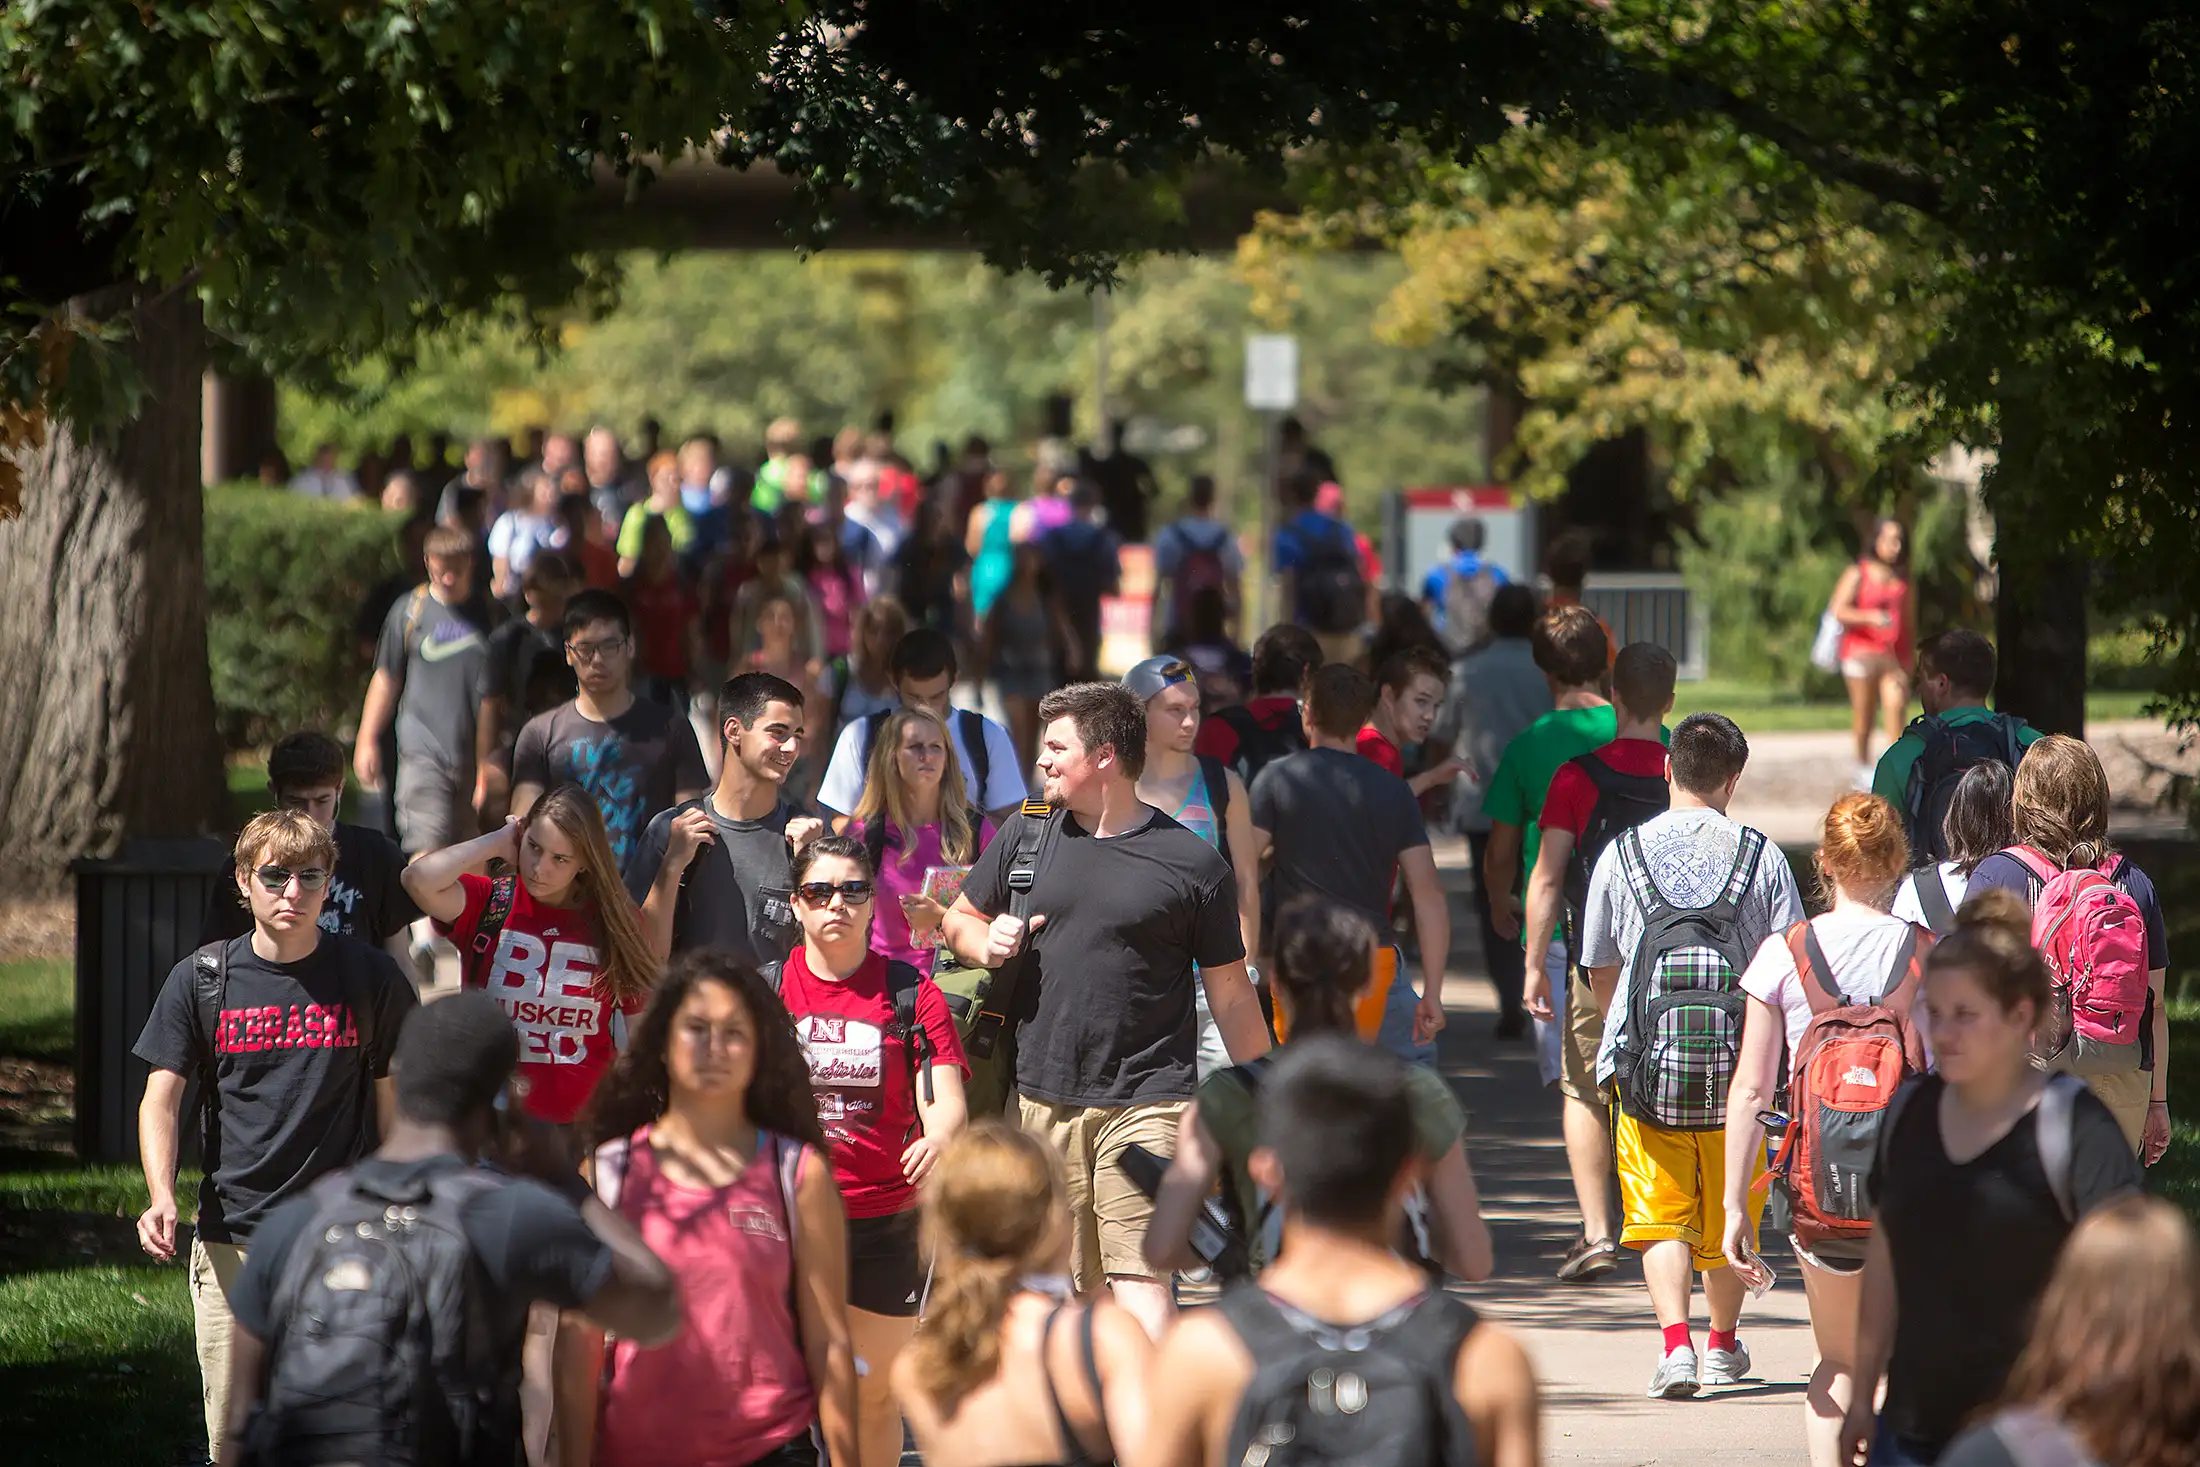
[1769, 920, 1933, 1258]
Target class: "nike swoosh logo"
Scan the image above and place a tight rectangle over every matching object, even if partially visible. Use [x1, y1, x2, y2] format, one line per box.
[419, 631, 483, 663]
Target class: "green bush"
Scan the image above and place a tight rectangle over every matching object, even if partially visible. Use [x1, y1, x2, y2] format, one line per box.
[204, 483, 405, 750]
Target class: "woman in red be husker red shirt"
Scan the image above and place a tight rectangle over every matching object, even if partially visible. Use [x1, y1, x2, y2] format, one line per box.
[777, 833, 967, 1467]
[404, 784, 660, 1131]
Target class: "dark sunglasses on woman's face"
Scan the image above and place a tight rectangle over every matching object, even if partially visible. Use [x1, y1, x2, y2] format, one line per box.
[796, 880, 875, 907]
[255, 864, 330, 893]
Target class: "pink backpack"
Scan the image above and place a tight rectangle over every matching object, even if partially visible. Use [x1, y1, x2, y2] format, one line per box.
[2005, 846, 2150, 1064]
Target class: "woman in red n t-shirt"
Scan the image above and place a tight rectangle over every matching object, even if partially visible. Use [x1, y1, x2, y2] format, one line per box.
[403, 784, 660, 1140]
[777, 834, 967, 1467]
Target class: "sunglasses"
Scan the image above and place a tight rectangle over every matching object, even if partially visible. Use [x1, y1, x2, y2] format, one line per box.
[255, 864, 330, 893]
[795, 880, 875, 906]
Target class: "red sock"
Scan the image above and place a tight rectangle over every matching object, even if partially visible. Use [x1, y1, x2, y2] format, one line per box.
[1661, 1322, 1692, 1355]
[1708, 1328, 1739, 1353]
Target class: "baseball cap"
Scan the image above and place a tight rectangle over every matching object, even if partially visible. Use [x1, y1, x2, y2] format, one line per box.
[1123, 655, 1198, 702]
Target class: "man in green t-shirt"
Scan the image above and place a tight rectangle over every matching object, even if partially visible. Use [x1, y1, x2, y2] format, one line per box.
[1479, 601, 1621, 1282]
[1870, 629, 2040, 857]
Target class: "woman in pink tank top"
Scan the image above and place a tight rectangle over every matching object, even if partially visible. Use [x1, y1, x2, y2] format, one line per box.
[558, 951, 859, 1467]
[1830, 517, 1917, 785]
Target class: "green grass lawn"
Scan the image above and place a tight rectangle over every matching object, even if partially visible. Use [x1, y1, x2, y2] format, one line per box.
[1671, 677, 2167, 734]
[0, 957, 71, 1064]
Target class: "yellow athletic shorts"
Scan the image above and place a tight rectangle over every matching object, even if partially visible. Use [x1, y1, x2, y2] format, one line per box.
[1614, 1109, 1765, 1271]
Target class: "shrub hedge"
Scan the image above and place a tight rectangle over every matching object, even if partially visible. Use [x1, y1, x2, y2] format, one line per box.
[204, 482, 407, 750]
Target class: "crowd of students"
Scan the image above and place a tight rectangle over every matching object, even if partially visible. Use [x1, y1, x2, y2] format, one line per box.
[127, 436, 2198, 1467]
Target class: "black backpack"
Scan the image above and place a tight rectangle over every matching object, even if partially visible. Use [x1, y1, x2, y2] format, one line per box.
[1902, 713, 2026, 867]
[243, 1162, 513, 1467]
[857, 707, 992, 808]
[1561, 752, 1670, 947]
[1212, 703, 1307, 790]
[1608, 826, 1767, 1132]
[1218, 1285, 1481, 1467]
[1295, 519, 1367, 634]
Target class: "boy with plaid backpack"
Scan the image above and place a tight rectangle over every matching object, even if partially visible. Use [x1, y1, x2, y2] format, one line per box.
[1580, 713, 1805, 1401]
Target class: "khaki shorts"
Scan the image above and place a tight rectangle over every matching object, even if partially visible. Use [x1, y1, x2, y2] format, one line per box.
[1558, 976, 1611, 1106]
[2085, 1067, 2150, 1152]
[1016, 1096, 1187, 1292]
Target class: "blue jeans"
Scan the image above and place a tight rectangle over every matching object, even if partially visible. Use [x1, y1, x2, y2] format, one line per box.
[1374, 946, 1437, 1068]
[1870, 1421, 1940, 1466]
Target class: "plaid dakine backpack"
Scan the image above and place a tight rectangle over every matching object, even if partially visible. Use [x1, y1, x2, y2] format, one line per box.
[1609, 826, 1767, 1131]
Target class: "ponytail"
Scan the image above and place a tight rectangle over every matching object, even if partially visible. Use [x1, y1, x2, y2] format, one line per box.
[1270, 897, 1378, 1040]
[907, 1125, 1067, 1412]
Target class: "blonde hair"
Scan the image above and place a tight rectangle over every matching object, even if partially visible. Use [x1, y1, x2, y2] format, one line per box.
[850, 706, 980, 868]
[1814, 792, 1909, 908]
[2013, 733, 2113, 869]
[907, 1124, 1067, 1412]
[234, 808, 337, 875]
[524, 786, 659, 1007]
[2001, 1196, 2200, 1467]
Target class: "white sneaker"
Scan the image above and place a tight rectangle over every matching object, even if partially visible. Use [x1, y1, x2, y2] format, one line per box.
[1647, 1345, 1699, 1399]
[1702, 1340, 1751, 1386]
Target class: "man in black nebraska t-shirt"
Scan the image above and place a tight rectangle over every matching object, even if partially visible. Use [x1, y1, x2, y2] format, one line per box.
[134, 807, 418, 1464]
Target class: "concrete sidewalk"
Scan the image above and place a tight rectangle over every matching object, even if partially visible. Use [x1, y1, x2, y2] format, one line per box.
[1432, 860, 1814, 1464]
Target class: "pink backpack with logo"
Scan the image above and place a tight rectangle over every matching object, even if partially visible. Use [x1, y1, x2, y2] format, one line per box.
[2005, 846, 2150, 1070]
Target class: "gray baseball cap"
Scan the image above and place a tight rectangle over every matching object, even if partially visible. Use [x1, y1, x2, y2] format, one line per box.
[1123, 654, 1198, 702]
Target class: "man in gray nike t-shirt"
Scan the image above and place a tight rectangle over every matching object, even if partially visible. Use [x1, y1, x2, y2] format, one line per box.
[355, 525, 504, 857]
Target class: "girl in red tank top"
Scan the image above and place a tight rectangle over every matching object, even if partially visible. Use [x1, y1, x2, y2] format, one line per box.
[1831, 517, 1917, 784]
[559, 951, 859, 1467]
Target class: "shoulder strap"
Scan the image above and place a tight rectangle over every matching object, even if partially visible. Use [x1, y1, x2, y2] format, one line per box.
[857, 708, 889, 771]
[1215, 1283, 1306, 1359]
[1721, 827, 1768, 906]
[1999, 715, 2031, 769]
[886, 960, 933, 1107]
[1615, 826, 1669, 919]
[967, 802, 1058, 1061]
[400, 584, 431, 660]
[2005, 845, 2059, 886]
[956, 708, 991, 803]
[192, 940, 231, 1068]
[467, 875, 517, 987]
[594, 1135, 634, 1211]
[1878, 924, 1923, 1004]
[1197, 754, 1231, 829]
[1785, 922, 1846, 1012]
[861, 816, 890, 876]
[1913, 867, 1958, 933]
[760, 959, 784, 994]
[2038, 1074, 2085, 1224]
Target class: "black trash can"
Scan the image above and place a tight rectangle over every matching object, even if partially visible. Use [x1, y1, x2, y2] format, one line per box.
[72, 837, 229, 1163]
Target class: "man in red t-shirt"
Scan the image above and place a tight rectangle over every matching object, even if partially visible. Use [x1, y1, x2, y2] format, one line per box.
[1521, 641, 1676, 1276]
[1359, 645, 1468, 799]
[1194, 622, 1321, 789]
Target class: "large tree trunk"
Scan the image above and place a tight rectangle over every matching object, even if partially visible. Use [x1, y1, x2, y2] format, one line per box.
[0, 288, 228, 894]
[1994, 552, 2088, 737]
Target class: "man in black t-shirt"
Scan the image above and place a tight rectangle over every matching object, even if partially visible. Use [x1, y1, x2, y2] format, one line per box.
[198, 731, 420, 972]
[221, 991, 681, 1467]
[941, 681, 1270, 1339]
[479, 553, 581, 820]
[513, 588, 709, 871]
[134, 809, 420, 1463]
[1250, 663, 1450, 1068]
[625, 670, 823, 964]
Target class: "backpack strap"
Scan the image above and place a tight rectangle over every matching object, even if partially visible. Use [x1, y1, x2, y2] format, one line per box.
[956, 708, 992, 807]
[861, 816, 891, 877]
[1785, 921, 1848, 1013]
[2004, 845, 2060, 895]
[466, 876, 518, 988]
[1615, 827, 1671, 922]
[1717, 827, 1768, 913]
[1912, 867, 1958, 934]
[886, 959, 933, 1108]
[760, 959, 784, 994]
[1197, 753, 1232, 838]
[1215, 1282, 1307, 1360]
[967, 800, 1059, 1062]
[192, 940, 231, 1072]
[2037, 1073, 2086, 1224]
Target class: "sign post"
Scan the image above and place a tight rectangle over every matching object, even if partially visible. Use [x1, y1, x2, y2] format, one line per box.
[1244, 334, 1298, 633]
